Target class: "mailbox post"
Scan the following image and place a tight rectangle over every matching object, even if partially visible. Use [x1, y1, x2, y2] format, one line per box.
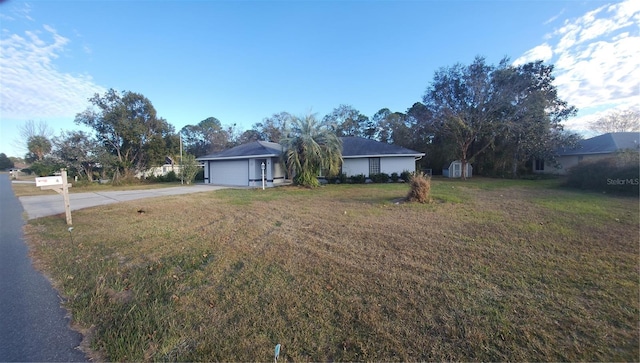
[35, 169, 72, 225]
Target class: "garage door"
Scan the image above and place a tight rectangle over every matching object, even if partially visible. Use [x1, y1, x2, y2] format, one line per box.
[209, 160, 249, 186]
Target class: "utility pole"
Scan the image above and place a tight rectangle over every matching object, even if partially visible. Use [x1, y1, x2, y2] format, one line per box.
[180, 133, 184, 185]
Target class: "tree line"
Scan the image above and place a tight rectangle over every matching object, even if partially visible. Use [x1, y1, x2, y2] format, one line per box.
[11, 56, 639, 182]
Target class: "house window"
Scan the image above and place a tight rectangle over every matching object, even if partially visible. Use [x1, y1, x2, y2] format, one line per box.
[369, 158, 380, 175]
[534, 159, 544, 171]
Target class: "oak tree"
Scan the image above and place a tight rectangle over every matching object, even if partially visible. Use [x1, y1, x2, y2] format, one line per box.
[75, 89, 175, 179]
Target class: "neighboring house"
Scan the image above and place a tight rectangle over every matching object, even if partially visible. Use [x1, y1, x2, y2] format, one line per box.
[535, 132, 640, 175]
[139, 163, 183, 179]
[197, 141, 286, 187]
[196, 137, 425, 187]
[138, 158, 183, 179]
[443, 160, 473, 178]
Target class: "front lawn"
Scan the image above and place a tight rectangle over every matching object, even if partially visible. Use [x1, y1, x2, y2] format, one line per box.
[24, 179, 639, 361]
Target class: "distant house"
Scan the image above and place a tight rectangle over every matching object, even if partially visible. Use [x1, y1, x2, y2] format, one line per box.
[138, 157, 183, 179]
[196, 137, 425, 187]
[535, 132, 640, 175]
[443, 160, 473, 178]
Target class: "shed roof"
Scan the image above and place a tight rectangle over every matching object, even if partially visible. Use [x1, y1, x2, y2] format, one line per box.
[197, 141, 283, 161]
[558, 132, 640, 156]
[339, 137, 425, 158]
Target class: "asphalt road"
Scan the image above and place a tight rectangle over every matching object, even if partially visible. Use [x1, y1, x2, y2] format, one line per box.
[0, 174, 87, 362]
[19, 183, 227, 219]
[1, 181, 227, 361]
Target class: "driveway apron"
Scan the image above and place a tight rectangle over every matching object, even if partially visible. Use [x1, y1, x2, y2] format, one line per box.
[0, 174, 87, 362]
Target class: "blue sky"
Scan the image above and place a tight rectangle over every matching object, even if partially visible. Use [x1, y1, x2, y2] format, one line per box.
[1, 0, 638, 158]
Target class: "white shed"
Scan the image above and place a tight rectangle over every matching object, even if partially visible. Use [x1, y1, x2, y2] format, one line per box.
[443, 160, 472, 178]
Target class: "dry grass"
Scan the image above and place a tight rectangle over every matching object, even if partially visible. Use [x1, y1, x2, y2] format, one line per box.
[23, 180, 639, 361]
[406, 172, 432, 203]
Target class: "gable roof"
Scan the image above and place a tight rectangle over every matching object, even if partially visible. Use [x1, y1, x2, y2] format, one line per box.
[340, 137, 425, 158]
[196, 141, 283, 161]
[196, 137, 425, 161]
[558, 132, 640, 156]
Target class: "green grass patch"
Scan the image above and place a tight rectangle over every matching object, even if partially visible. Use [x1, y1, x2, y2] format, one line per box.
[24, 180, 639, 361]
[533, 189, 637, 228]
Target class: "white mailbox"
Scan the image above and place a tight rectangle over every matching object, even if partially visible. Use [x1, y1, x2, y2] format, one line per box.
[35, 170, 73, 225]
[35, 176, 64, 187]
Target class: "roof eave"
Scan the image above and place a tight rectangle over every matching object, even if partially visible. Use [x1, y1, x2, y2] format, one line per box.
[343, 153, 425, 158]
[196, 153, 281, 161]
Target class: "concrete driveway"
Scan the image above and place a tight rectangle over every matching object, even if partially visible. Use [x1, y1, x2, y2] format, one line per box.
[19, 184, 228, 220]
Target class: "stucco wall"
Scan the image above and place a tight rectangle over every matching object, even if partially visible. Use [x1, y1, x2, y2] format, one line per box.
[342, 157, 417, 177]
[380, 157, 416, 175]
[342, 158, 369, 176]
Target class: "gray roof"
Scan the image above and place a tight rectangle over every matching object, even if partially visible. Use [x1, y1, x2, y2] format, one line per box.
[197, 137, 425, 160]
[340, 137, 424, 158]
[197, 141, 283, 160]
[558, 132, 640, 156]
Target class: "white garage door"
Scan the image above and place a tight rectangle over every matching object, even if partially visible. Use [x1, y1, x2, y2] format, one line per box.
[209, 160, 249, 186]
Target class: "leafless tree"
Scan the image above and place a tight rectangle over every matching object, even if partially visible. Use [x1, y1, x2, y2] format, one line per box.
[13, 120, 54, 159]
[589, 108, 640, 134]
[19, 120, 53, 140]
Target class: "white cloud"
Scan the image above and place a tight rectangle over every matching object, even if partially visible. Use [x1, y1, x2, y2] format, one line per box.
[544, 9, 565, 26]
[513, 43, 553, 65]
[0, 2, 34, 22]
[518, 0, 640, 133]
[0, 25, 105, 120]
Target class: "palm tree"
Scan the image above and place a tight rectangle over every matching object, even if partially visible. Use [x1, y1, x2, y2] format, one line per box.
[280, 114, 342, 187]
[27, 135, 52, 161]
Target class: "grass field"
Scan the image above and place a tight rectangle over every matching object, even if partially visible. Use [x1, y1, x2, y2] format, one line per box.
[22, 179, 639, 361]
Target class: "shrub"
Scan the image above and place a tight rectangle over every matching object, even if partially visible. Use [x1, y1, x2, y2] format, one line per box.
[195, 168, 204, 182]
[337, 173, 347, 184]
[165, 170, 179, 182]
[111, 173, 140, 186]
[406, 172, 431, 203]
[565, 151, 639, 195]
[370, 173, 390, 183]
[390, 172, 399, 182]
[30, 158, 65, 177]
[350, 174, 367, 184]
[326, 174, 347, 184]
[400, 170, 413, 183]
[294, 170, 321, 188]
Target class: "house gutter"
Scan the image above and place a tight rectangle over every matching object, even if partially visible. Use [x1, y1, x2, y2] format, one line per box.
[196, 154, 280, 161]
[342, 153, 426, 159]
